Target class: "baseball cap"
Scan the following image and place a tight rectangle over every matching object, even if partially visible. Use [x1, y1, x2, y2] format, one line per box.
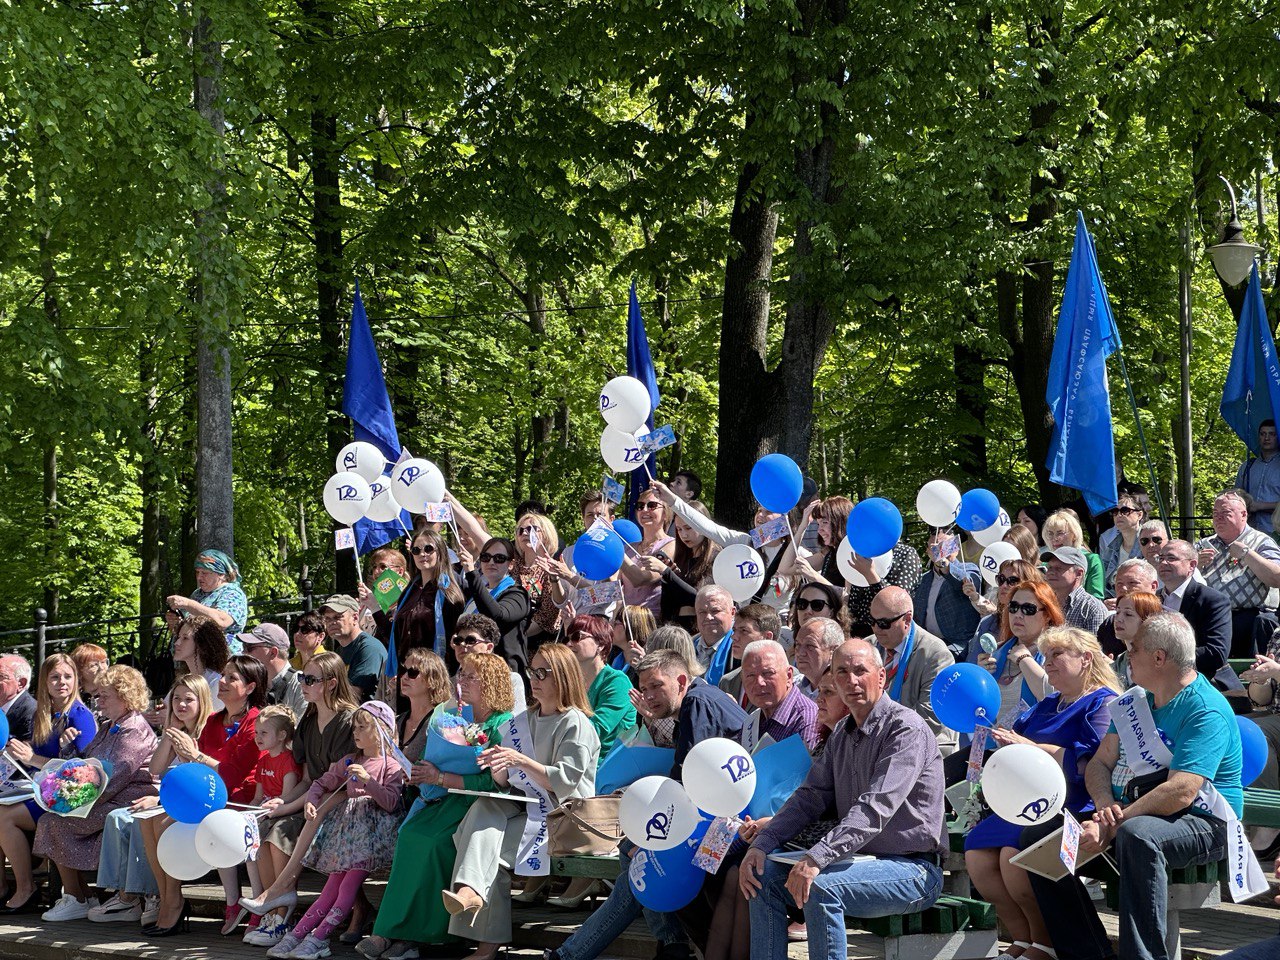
[320, 595, 360, 615]
[235, 623, 290, 652]
[1043, 546, 1087, 570]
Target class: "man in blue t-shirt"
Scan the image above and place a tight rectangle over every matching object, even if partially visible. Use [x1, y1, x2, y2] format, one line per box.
[1025, 612, 1242, 960]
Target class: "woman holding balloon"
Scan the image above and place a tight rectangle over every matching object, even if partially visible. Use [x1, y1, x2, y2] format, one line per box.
[780, 496, 852, 588]
[964, 627, 1121, 960]
[979, 581, 1062, 726]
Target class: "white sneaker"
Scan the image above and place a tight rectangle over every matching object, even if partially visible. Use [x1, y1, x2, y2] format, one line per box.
[88, 893, 141, 923]
[43, 894, 99, 922]
[267, 932, 302, 958]
[141, 896, 161, 926]
[245, 915, 286, 946]
[289, 935, 332, 960]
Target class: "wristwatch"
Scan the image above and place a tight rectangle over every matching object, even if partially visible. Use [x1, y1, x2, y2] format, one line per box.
[436, 771, 445, 787]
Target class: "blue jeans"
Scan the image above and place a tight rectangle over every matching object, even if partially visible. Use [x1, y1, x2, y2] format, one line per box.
[748, 855, 943, 960]
[556, 849, 687, 960]
[1223, 935, 1280, 960]
[95, 808, 158, 896]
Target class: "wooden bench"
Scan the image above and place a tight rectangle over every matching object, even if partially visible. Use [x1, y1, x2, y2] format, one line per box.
[1245, 787, 1280, 828]
[1103, 859, 1223, 959]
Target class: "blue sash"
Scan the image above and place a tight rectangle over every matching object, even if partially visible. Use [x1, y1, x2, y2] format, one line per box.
[885, 624, 916, 703]
[706, 629, 734, 687]
[992, 638, 1044, 708]
[464, 574, 515, 616]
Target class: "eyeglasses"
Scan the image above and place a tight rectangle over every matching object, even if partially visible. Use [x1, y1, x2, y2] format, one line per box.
[411, 544, 437, 557]
[1114, 506, 1140, 516]
[1139, 536, 1165, 546]
[529, 667, 553, 681]
[399, 667, 422, 679]
[1157, 552, 1190, 564]
[457, 672, 480, 683]
[870, 612, 910, 630]
[995, 574, 1021, 587]
[794, 596, 831, 612]
[1008, 601, 1042, 616]
[299, 674, 324, 686]
[517, 525, 538, 535]
[451, 634, 486, 647]
[637, 501, 662, 511]
[478, 552, 510, 564]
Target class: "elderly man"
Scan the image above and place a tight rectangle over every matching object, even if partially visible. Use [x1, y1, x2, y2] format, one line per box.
[692, 585, 735, 679]
[1025, 612, 1258, 960]
[1196, 490, 1280, 656]
[793, 617, 845, 700]
[718, 604, 781, 705]
[237, 623, 306, 719]
[741, 639, 946, 960]
[1236, 420, 1280, 533]
[740, 640, 820, 752]
[1044, 546, 1109, 634]
[320, 594, 385, 701]
[868, 586, 955, 751]
[1156, 540, 1234, 686]
[913, 532, 984, 659]
[1137, 520, 1170, 566]
[0, 654, 35, 742]
[1097, 558, 1160, 656]
[544, 649, 745, 960]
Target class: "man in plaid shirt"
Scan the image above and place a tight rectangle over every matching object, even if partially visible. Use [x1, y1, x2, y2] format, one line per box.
[1195, 491, 1280, 657]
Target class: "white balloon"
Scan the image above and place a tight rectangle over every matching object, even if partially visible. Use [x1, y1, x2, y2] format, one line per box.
[683, 738, 756, 818]
[157, 821, 210, 881]
[195, 808, 253, 868]
[323, 472, 373, 526]
[712, 544, 766, 603]
[599, 376, 652, 433]
[977, 542, 1022, 587]
[972, 509, 1012, 547]
[390, 458, 446, 514]
[916, 479, 963, 528]
[365, 478, 403, 523]
[619, 776, 701, 851]
[835, 537, 894, 588]
[335, 441, 387, 484]
[980, 744, 1067, 826]
[600, 426, 646, 474]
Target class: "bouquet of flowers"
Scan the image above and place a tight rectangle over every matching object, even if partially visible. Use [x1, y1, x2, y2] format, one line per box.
[435, 712, 490, 750]
[34, 758, 109, 818]
[416, 705, 488, 803]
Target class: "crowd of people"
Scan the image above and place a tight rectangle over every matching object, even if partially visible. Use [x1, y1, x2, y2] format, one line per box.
[4, 453, 1280, 960]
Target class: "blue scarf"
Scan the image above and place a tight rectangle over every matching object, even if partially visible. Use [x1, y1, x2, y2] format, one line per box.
[464, 574, 515, 616]
[884, 623, 916, 704]
[389, 573, 454, 664]
[993, 638, 1044, 709]
[706, 629, 734, 687]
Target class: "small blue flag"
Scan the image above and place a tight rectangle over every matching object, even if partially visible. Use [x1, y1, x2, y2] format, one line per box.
[1045, 212, 1122, 516]
[1220, 263, 1280, 456]
[625, 282, 660, 519]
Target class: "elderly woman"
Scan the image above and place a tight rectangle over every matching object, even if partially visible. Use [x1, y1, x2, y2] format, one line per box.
[166, 549, 249, 643]
[34, 666, 157, 922]
[363, 652, 517, 960]
[1100, 495, 1145, 598]
[388, 529, 464, 666]
[0, 654, 98, 913]
[1042, 510, 1105, 599]
[619, 487, 677, 616]
[443, 644, 600, 960]
[70, 643, 109, 713]
[965, 628, 1121, 960]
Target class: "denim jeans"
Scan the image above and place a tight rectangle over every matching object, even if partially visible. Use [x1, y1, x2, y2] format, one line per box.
[556, 849, 687, 960]
[95, 807, 158, 896]
[1028, 812, 1226, 960]
[748, 855, 943, 960]
[1222, 934, 1280, 960]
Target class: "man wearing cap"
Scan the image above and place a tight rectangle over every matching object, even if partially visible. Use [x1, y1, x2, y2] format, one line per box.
[238, 623, 306, 720]
[320, 595, 386, 702]
[1044, 546, 1108, 634]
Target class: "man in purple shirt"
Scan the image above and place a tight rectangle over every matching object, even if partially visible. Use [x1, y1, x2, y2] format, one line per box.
[740, 640, 820, 752]
[740, 638, 947, 960]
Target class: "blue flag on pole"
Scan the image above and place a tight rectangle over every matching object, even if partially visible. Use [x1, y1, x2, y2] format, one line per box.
[625, 281, 661, 519]
[1220, 263, 1280, 456]
[1045, 212, 1122, 516]
[342, 282, 411, 555]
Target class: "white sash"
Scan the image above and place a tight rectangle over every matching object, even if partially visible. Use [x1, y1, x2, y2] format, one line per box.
[502, 711, 554, 876]
[1110, 686, 1267, 902]
[740, 711, 776, 755]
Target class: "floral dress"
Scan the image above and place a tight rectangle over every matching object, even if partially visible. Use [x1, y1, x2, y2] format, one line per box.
[302, 752, 405, 874]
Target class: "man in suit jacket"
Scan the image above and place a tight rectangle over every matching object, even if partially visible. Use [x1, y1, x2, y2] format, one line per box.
[0, 654, 36, 743]
[913, 532, 984, 661]
[868, 586, 957, 753]
[1157, 540, 1235, 686]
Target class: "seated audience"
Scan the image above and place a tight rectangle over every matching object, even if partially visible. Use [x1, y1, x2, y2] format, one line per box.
[0, 653, 37, 742]
[1156, 539, 1235, 688]
[717, 604, 782, 704]
[691, 585, 735, 680]
[1097, 558, 1159, 655]
[979, 581, 1061, 726]
[1100, 495, 1145, 597]
[965, 559, 1043, 664]
[320, 595, 387, 702]
[290, 612, 327, 673]
[450, 614, 527, 714]
[868, 586, 956, 750]
[563, 615, 637, 758]
[913, 531, 983, 658]
[1111, 591, 1163, 686]
[239, 623, 307, 719]
[1042, 511, 1105, 599]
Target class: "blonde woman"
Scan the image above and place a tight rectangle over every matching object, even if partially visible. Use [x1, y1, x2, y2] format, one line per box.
[1042, 510, 1105, 599]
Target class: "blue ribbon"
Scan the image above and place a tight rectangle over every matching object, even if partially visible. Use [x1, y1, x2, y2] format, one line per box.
[993, 638, 1044, 708]
[706, 629, 734, 687]
[464, 575, 515, 616]
[434, 573, 451, 658]
[885, 623, 916, 704]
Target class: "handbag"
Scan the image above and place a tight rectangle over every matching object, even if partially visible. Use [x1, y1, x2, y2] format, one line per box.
[546, 794, 623, 856]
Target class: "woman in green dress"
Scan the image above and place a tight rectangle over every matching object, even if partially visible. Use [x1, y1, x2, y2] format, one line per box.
[360, 652, 515, 960]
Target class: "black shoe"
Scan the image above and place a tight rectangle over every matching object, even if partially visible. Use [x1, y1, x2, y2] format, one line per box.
[145, 903, 190, 937]
[2, 891, 40, 915]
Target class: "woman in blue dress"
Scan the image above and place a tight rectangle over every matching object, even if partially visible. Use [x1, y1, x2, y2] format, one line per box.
[964, 626, 1122, 960]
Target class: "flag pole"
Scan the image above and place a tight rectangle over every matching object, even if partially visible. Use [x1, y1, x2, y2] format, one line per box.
[1112, 347, 1171, 532]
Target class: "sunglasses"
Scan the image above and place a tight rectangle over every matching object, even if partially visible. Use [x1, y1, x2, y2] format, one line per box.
[1139, 536, 1165, 546]
[529, 666, 553, 681]
[995, 574, 1021, 587]
[795, 596, 831, 612]
[517, 525, 538, 535]
[451, 634, 486, 647]
[1008, 601, 1042, 616]
[1114, 506, 1141, 516]
[299, 674, 325, 686]
[637, 501, 662, 511]
[411, 544, 437, 557]
[399, 667, 421, 679]
[870, 612, 909, 630]
[479, 552, 510, 564]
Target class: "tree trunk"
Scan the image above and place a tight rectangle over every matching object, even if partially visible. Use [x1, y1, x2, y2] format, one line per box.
[139, 341, 163, 658]
[37, 174, 59, 628]
[954, 336, 989, 479]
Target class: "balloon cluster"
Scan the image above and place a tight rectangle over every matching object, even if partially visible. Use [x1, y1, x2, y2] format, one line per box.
[916, 480, 1013, 585]
[155, 764, 258, 881]
[618, 739, 757, 910]
[322, 441, 448, 528]
[598, 377, 653, 474]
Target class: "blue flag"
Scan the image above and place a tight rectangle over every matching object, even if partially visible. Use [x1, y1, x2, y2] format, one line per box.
[1045, 212, 1122, 516]
[625, 281, 661, 518]
[1220, 263, 1280, 455]
[342, 282, 411, 555]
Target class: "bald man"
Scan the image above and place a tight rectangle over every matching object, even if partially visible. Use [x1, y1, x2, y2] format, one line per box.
[867, 586, 956, 753]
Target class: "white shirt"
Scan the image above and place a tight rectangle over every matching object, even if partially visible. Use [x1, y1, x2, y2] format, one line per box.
[1162, 576, 1193, 612]
[0, 691, 22, 714]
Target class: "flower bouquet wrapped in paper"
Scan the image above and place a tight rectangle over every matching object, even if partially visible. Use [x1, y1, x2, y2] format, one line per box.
[34, 758, 109, 818]
[416, 705, 488, 803]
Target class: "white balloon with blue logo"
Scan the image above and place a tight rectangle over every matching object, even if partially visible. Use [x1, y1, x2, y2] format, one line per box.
[980, 743, 1066, 826]
[712, 543, 766, 602]
[600, 426, 646, 474]
[335, 441, 387, 484]
[682, 737, 757, 818]
[972, 508, 1012, 547]
[365, 477, 403, 523]
[390, 457, 446, 514]
[599, 376, 652, 433]
[323, 472, 373, 526]
[835, 536, 894, 588]
[619, 775, 700, 851]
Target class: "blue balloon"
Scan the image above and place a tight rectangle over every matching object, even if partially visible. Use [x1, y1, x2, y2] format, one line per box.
[750, 454, 804, 514]
[612, 519, 643, 544]
[930, 663, 1001, 734]
[574, 529, 625, 581]
[160, 762, 228, 824]
[848, 498, 903, 558]
[1238, 717, 1267, 787]
[957, 488, 1001, 532]
[629, 818, 709, 911]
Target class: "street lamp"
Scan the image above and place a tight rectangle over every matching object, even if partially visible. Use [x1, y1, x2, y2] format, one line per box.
[1207, 175, 1264, 287]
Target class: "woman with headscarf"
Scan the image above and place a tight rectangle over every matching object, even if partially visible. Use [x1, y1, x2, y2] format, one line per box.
[166, 549, 250, 646]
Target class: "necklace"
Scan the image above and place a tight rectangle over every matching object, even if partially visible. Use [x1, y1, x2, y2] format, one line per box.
[1056, 693, 1082, 713]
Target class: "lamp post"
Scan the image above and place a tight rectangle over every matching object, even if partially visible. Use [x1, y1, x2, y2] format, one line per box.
[1177, 213, 1194, 540]
[1208, 176, 1264, 293]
